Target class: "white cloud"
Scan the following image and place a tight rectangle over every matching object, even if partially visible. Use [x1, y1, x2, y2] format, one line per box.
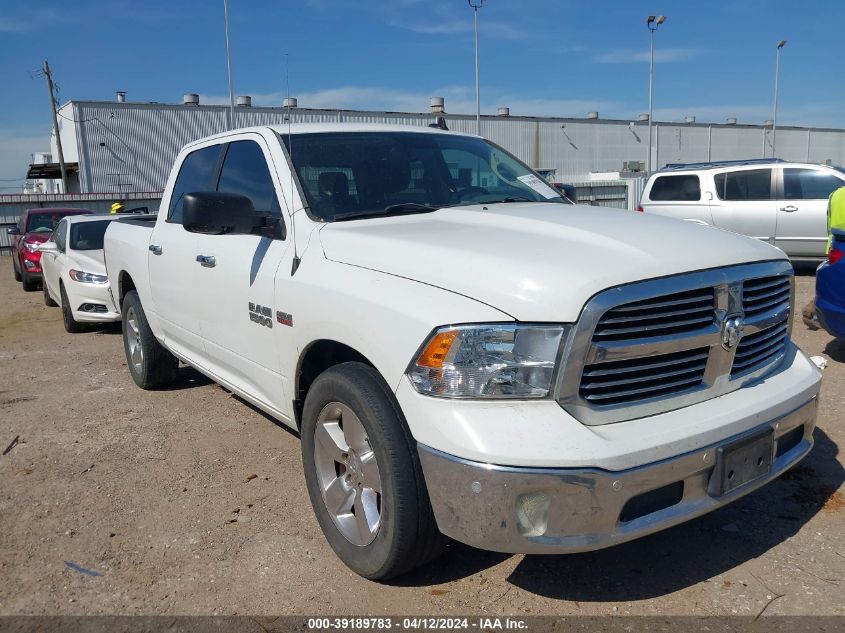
[594, 48, 700, 64]
[0, 18, 28, 32]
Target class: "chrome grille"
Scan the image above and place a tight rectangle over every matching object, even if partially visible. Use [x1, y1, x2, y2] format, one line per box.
[580, 347, 709, 406]
[731, 318, 789, 377]
[557, 261, 795, 425]
[593, 288, 715, 341]
[743, 276, 790, 319]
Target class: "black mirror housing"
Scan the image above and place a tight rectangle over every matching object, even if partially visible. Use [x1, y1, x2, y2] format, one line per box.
[7, 226, 20, 236]
[182, 191, 259, 235]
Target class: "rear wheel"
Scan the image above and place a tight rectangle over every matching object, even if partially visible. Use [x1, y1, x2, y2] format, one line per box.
[121, 290, 178, 389]
[43, 281, 57, 307]
[60, 284, 85, 333]
[301, 362, 445, 580]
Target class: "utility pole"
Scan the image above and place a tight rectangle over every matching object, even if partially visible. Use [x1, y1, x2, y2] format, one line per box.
[43, 60, 68, 193]
[468, 0, 484, 136]
[772, 39, 787, 158]
[223, 0, 236, 130]
[646, 15, 666, 175]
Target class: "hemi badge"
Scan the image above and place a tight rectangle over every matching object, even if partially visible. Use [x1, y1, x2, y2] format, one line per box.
[276, 311, 293, 327]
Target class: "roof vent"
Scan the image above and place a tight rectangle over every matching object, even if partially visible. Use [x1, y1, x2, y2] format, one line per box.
[430, 97, 445, 114]
[236, 95, 252, 107]
[497, 106, 510, 116]
[116, 91, 126, 103]
[725, 117, 737, 125]
[283, 97, 298, 108]
[684, 116, 696, 124]
[638, 113, 649, 122]
[183, 93, 200, 106]
[587, 111, 599, 119]
[764, 119, 774, 127]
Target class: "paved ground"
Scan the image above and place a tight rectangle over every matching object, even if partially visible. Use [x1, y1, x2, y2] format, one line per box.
[0, 258, 843, 617]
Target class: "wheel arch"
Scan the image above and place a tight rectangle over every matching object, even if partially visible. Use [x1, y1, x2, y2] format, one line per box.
[117, 270, 136, 307]
[294, 339, 379, 429]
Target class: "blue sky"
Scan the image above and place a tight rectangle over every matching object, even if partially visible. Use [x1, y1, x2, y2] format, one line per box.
[1, 0, 843, 187]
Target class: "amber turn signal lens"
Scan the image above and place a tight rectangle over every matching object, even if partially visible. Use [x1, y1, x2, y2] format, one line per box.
[416, 330, 459, 368]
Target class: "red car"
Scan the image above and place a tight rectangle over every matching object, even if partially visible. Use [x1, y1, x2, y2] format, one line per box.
[8, 208, 94, 291]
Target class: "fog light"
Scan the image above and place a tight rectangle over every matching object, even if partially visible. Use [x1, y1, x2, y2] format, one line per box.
[515, 492, 550, 537]
[24, 260, 37, 270]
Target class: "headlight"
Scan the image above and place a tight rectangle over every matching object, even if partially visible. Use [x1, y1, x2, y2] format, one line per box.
[69, 269, 108, 284]
[23, 241, 41, 252]
[407, 324, 569, 399]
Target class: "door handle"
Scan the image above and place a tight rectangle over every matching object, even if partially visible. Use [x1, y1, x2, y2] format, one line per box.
[780, 205, 798, 213]
[149, 244, 163, 255]
[196, 254, 216, 268]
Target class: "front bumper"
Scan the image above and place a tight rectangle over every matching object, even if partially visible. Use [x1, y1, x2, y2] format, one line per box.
[68, 281, 121, 323]
[418, 398, 817, 554]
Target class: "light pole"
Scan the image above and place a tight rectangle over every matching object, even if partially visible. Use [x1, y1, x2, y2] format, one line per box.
[468, 0, 484, 136]
[646, 15, 666, 174]
[223, 0, 236, 130]
[771, 39, 787, 158]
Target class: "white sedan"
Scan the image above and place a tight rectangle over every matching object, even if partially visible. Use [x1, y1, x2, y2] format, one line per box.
[40, 215, 121, 332]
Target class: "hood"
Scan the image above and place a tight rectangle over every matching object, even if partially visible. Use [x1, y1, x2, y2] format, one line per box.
[69, 249, 107, 276]
[319, 203, 786, 321]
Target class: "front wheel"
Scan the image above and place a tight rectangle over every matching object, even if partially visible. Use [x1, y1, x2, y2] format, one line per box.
[60, 284, 85, 333]
[43, 281, 57, 307]
[301, 362, 445, 580]
[121, 290, 178, 389]
[12, 259, 21, 282]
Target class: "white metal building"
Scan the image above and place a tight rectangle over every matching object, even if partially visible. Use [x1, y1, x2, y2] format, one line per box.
[40, 95, 845, 195]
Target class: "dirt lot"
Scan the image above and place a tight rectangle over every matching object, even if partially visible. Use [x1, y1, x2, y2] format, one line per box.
[0, 257, 843, 617]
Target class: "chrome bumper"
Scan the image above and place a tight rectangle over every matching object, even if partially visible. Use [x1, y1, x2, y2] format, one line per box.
[418, 398, 817, 554]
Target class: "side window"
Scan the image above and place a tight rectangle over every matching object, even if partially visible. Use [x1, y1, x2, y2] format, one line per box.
[167, 144, 225, 223]
[714, 169, 772, 201]
[54, 220, 68, 252]
[648, 175, 701, 201]
[216, 140, 281, 217]
[442, 148, 498, 188]
[783, 169, 845, 200]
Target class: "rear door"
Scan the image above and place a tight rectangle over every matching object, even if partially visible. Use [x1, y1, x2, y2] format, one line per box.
[193, 135, 291, 411]
[709, 168, 776, 244]
[148, 142, 225, 360]
[775, 167, 845, 257]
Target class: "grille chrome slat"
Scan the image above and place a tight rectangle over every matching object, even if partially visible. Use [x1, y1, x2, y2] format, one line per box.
[561, 262, 794, 425]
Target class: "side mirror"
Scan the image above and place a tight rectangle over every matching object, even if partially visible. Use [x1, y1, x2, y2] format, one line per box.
[37, 242, 59, 253]
[7, 226, 20, 236]
[182, 192, 259, 235]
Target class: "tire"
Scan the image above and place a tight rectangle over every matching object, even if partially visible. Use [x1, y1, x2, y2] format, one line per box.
[60, 284, 85, 333]
[22, 271, 38, 292]
[301, 362, 445, 580]
[12, 259, 21, 282]
[121, 289, 178, 389]
[43, 281, 57, 307]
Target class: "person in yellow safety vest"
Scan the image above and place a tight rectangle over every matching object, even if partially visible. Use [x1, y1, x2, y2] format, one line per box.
[803, 185, 845, 329]
[110, 201, 125, 214]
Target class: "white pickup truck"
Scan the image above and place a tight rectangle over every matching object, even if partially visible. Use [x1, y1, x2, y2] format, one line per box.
[104, 123, 822, 580]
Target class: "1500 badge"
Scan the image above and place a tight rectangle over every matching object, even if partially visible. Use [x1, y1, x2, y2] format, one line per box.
[248, 302, 273, 329]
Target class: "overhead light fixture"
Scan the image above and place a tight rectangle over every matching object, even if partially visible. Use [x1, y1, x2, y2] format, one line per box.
[657, 15, 666, 25]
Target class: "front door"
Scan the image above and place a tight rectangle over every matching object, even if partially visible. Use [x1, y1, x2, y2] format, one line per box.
[193, 136, 291, 412]
[775, 167, 845, 258]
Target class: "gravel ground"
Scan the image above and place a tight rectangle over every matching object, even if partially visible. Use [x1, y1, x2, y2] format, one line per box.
[0, 258, 843, 617]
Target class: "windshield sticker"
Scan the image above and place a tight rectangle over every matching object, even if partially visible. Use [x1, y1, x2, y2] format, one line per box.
[517, 174, 560, 199]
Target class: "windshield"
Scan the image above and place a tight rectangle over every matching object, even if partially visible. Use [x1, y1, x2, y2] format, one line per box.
[70, 220, 112, 251]
[26, 212, 86, 233]
[280, 131, 564, 221]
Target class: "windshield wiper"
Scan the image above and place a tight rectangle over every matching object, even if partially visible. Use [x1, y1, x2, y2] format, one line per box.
[332, 203, 441, 221]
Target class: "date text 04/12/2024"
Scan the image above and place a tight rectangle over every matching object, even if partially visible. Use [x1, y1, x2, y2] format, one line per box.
[306, 617, 528, 630]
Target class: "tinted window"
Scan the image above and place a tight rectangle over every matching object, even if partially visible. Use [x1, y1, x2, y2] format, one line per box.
[783, 168, 845, 200]
[649, 175, 701, 201]
[714, 169, 772, 201]
[53, 219, 68, 252]
[282, 132, 563, 221]
[26, 212, 80, 233]
[70, 220, 112, 251]
[216, 141, 280, 216]
[168, 144, 225, 223]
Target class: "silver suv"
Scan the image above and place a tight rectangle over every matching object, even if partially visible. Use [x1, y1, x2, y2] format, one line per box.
[640, 159, 845, 259]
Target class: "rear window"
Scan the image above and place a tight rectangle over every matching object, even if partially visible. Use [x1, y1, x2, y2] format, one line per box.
[648, 175, 701, 201]
[70, 220, 112, 251]
[714, 169, 772, 201]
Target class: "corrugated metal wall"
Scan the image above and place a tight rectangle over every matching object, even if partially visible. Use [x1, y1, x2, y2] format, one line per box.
[65, 101, 845, 194]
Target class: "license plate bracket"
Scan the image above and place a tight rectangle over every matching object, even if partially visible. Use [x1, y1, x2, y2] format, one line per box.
[708, 428, 774, 496]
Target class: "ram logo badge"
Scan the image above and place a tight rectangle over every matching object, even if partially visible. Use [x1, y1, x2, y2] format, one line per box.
[248, 302, 273, 329]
